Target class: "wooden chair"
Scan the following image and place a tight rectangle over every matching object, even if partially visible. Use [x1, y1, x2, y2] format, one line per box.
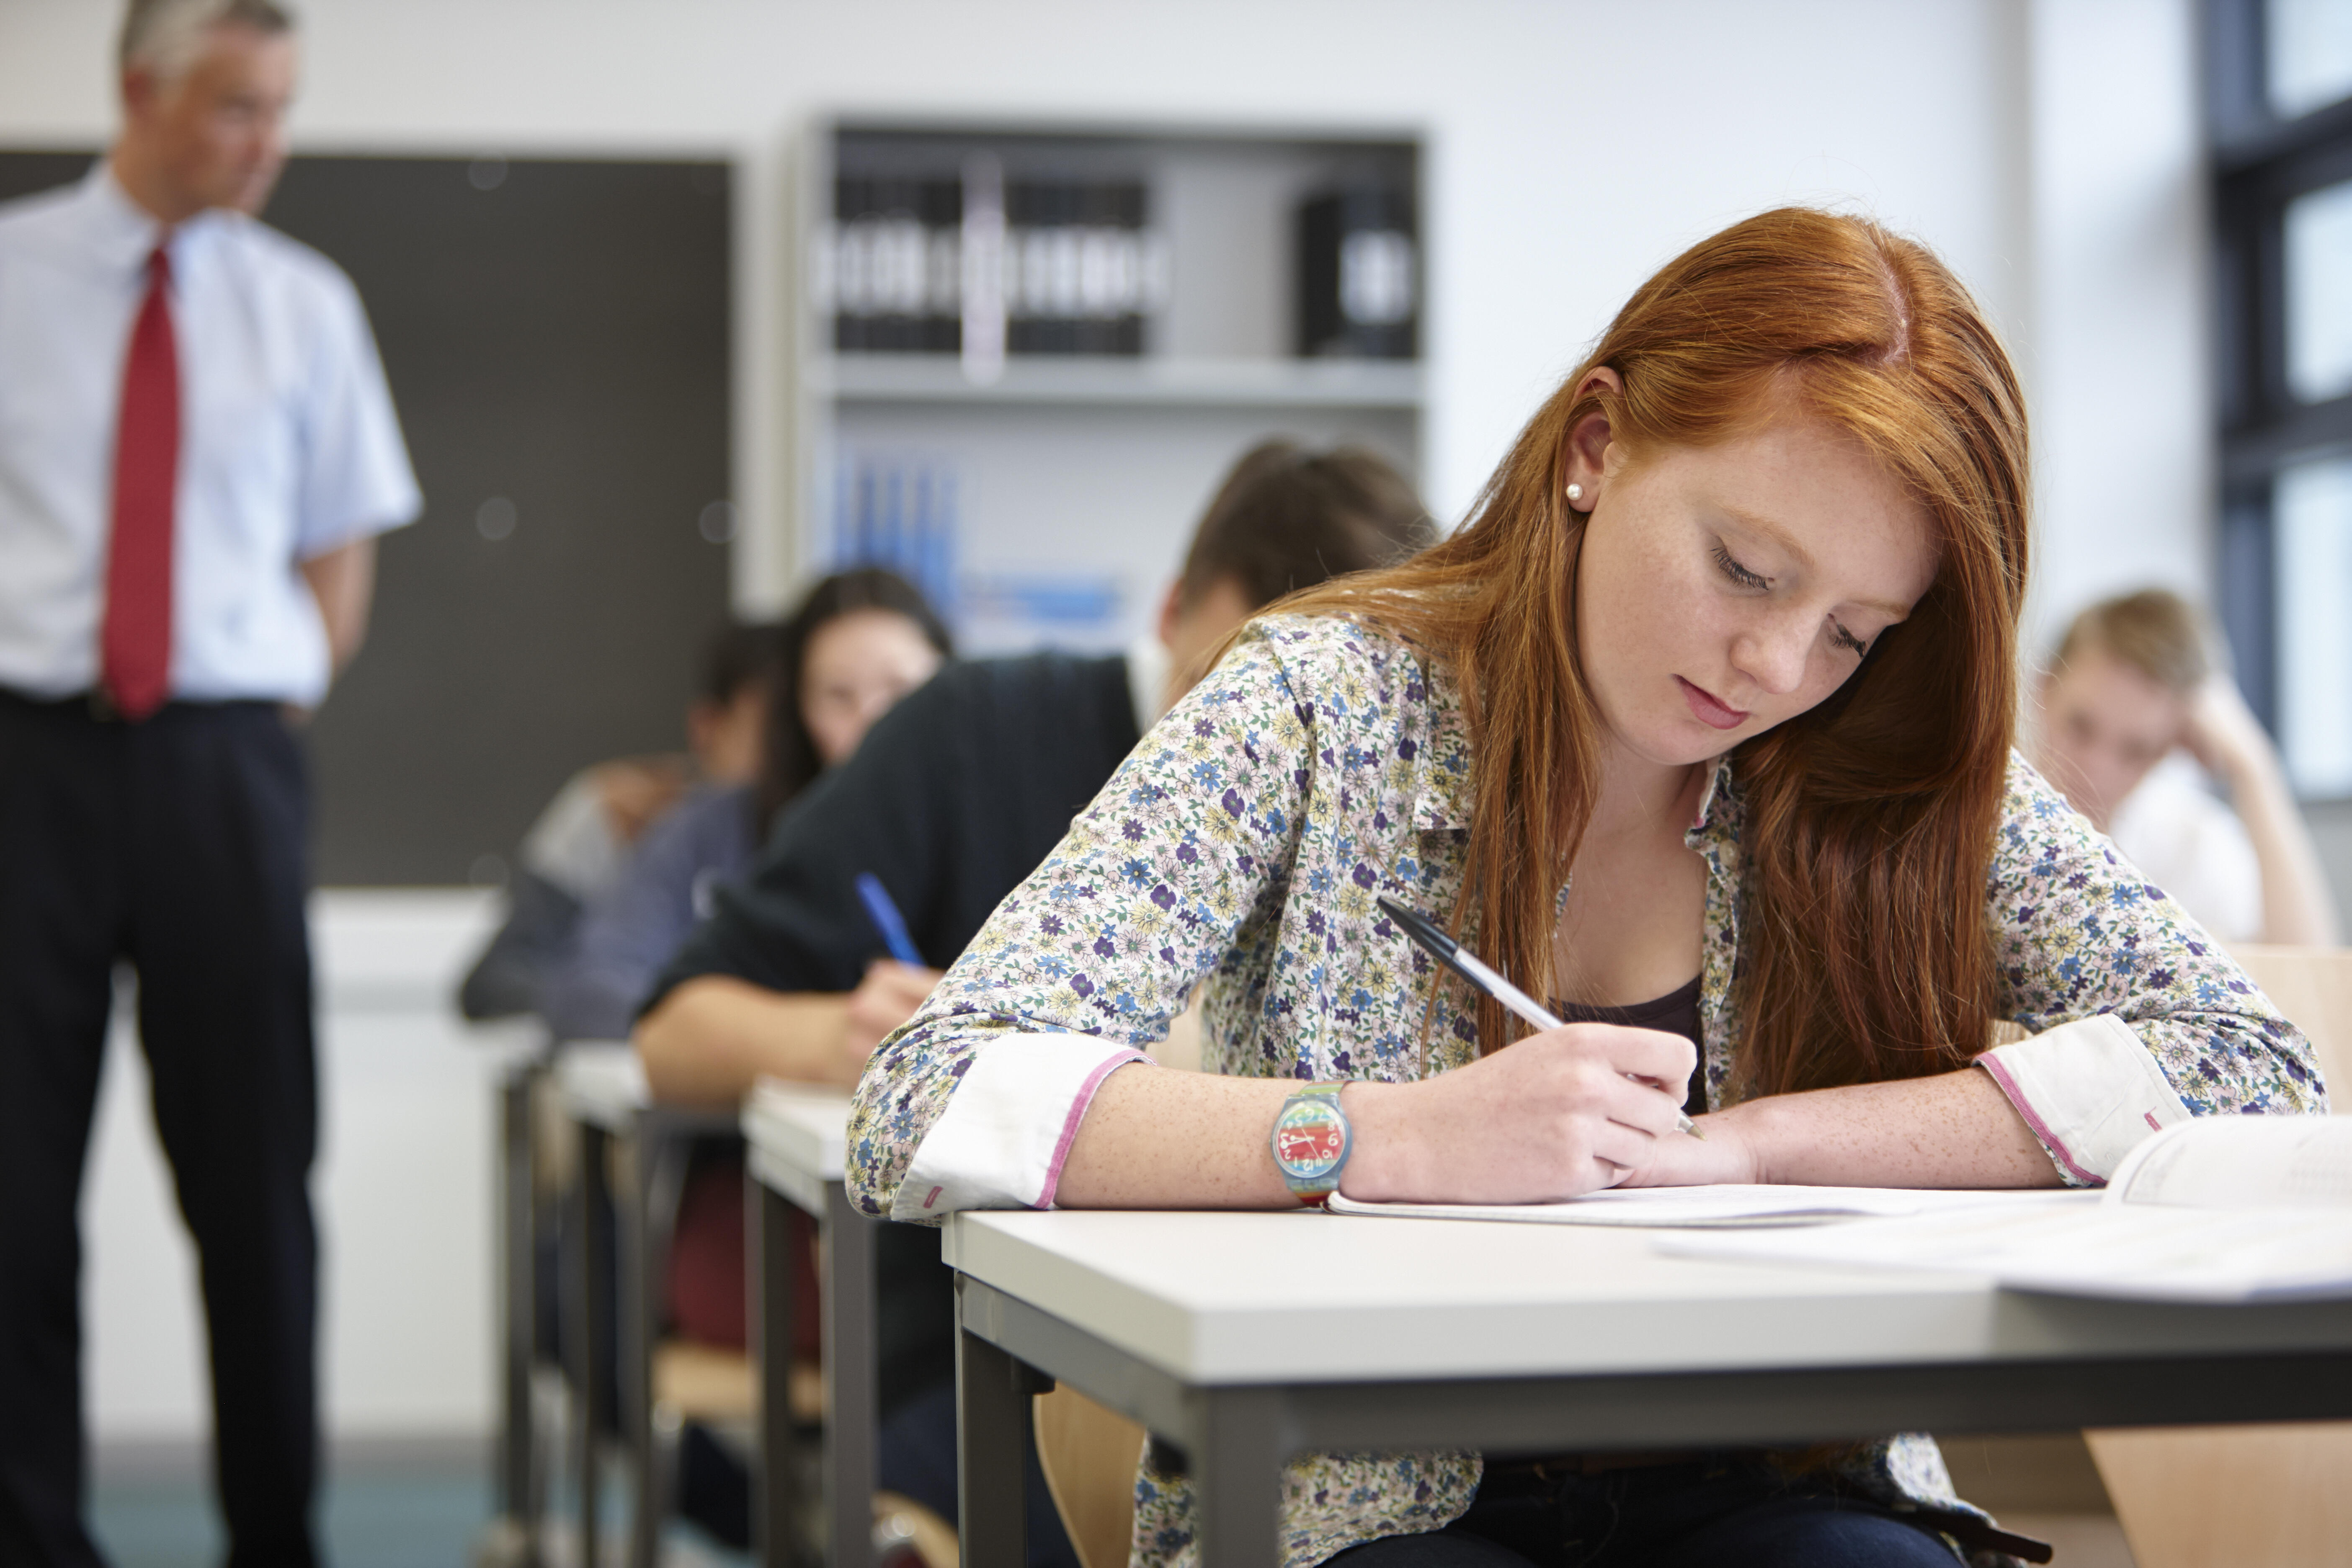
[1036, 1385, 1148, 1568]
[1031, 998, 1204, 1568]
[2081, 944, 2352, 1568]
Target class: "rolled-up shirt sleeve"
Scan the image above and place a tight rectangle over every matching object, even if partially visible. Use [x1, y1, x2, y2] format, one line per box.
[1985, 755, 2328, 1186]
[1976, 1014, 2192, 1184]
[892, 1034, 1149, 1218]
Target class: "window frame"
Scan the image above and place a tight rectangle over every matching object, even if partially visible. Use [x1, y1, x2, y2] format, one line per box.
[2205, 0, 2352, 742]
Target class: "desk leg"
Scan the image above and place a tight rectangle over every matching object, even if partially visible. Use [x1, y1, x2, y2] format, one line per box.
[753, 1178, 802, 1568]
[572, 1120, 609, 1568]
[497, 1062, 543, 1564]
[620, 1122, 662, 1568]
[956, 1306, 1033, 1568]
[823, 1186, 878, 1568]
[1193, 1388, 1285, 1568]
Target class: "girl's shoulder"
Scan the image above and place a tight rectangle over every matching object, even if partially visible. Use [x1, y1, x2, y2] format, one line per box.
[1230, 610, 1441, 698]
[1996, 748, 2100, 846]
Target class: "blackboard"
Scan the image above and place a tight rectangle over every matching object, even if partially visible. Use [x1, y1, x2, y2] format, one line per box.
[0, 151, 734, 885]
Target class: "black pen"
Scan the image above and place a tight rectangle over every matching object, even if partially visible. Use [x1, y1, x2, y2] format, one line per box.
[1375, 895, 1701, 1138]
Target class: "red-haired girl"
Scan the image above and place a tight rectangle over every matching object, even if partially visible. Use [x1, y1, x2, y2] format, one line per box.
[847, 209, 2324, 1568]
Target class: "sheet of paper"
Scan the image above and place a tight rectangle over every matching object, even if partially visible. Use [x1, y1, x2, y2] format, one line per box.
[1656, 1194, 2352, 1302]
[1325, 1184, 2048, 1229]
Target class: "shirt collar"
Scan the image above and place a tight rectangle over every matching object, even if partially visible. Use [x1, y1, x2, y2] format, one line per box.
[1684, 753, 1743, 864]
[76, 157, 231, 276]
[1124, 634, 1171, 732]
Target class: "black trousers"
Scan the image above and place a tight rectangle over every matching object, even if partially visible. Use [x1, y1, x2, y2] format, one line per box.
[0, 691, 320, 1568]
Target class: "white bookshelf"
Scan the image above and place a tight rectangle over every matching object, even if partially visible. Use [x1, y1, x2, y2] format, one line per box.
[789, 118, 1426, 655]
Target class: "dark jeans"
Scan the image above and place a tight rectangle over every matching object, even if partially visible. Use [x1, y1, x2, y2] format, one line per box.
[1327, 1455, 1963, 1568]
[0, 693, 320, 1568]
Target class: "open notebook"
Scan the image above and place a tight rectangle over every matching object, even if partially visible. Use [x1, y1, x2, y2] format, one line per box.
[1653, 1116, 2352, 1302]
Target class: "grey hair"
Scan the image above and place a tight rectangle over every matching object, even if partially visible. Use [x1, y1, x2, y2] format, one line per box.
[119, 0, 294, 80]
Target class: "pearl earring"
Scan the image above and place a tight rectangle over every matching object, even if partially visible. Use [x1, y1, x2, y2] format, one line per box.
[1565, 482, 1585, 505]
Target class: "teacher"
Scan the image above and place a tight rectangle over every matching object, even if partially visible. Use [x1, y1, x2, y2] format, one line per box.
[0, 3, 418, 1564]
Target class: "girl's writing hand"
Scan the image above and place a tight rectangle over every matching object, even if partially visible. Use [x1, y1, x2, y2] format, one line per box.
[1339, 1022, 1697, 1203]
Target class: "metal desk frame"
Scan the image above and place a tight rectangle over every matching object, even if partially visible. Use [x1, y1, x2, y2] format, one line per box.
[744, 1088, 880, 1568]
[479, 1044, 553, 1568]
[564, 1045, 738, 1568]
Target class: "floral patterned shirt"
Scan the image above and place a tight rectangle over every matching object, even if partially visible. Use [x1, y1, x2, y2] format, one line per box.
[847, 614, 2326, 1568]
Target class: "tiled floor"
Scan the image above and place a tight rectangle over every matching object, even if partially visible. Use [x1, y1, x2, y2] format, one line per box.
[90, 1444, 750, 1568]
[89, 1444, 2137, 1567]
[94, 1462, 486, 1568]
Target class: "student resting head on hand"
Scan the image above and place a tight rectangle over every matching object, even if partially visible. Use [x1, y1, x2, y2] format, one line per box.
[847, 208, 2326, 1568]
[2032, 588, 2339, 946]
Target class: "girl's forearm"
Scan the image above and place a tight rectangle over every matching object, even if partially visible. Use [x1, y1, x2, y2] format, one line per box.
[1051, 1065, 1299, 1208]
[1710, 1065, 2063, 1188]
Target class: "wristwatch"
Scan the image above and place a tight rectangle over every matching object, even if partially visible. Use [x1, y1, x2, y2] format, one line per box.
[1269, 1083, 1352, 1206]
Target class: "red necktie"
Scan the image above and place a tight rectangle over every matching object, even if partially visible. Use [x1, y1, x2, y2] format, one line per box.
[100, 244, 180, 721]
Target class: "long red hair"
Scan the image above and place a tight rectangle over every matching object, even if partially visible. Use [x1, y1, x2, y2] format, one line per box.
[1275, 208, 2030, 1096]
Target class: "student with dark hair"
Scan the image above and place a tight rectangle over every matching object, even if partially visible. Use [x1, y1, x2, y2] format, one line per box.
[633, 439, 1436, 1562]
[638, 441, 1436, 1101]
[543, 570, 950, 1043]
[755, 567, 957, 832]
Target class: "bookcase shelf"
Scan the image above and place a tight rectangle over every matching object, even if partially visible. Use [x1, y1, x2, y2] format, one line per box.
[790, 117, 1426, 655]
[816, 354, 1424, 410]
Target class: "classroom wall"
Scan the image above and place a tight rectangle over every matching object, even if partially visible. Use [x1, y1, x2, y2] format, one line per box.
[0, 0, 2213, 1441]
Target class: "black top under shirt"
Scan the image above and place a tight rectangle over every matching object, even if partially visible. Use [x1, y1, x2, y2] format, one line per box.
[645, 650, 1143, 1415]
[1551, 975, 1709, 1117]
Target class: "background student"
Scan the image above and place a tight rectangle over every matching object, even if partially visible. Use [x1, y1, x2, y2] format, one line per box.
[457, 618, 781, 1024]
[2031, 586, 2340, 946]
[633, 438, 1439, 1563]
[843, 210, 2323, 1568]
[636, 440, 1437, 1100]
[0, 2, 421, 1562]
[533, 568, 947, 1549]
[542, 568, 951, 1042]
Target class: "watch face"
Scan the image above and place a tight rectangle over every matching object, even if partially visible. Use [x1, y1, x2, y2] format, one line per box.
[1272, 1097, 1347, 1181]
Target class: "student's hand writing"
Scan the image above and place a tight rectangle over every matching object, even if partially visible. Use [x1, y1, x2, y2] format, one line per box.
[1338, 1022, 1697, 1203]
[836, 959, 944, 1084]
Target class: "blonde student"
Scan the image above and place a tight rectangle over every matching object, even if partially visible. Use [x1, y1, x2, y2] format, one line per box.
[847, 209, 2325, 1568]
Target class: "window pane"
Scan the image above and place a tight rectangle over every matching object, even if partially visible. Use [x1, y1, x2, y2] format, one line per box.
[2277, 454, 2352, 797]
[2286, 179, 2352, 404]
[2269, 0, 2352, 118]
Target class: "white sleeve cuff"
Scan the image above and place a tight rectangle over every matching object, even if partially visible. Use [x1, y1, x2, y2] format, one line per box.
[1977, 1014, 2192, 1186]
[892, 1034, 1148, 1221]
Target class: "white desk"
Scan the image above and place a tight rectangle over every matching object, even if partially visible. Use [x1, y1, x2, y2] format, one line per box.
[554, 1042, 738, 1568]
[740, 1082, 874, 1568]
[947, 1209, 2352, 1566]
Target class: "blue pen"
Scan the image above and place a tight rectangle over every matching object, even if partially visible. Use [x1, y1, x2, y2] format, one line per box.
[856, 872, 923, 966]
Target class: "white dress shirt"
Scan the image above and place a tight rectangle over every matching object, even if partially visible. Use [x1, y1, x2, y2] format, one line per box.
[2109, 755, 2264, 944]
[0, 162, 420, 707]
